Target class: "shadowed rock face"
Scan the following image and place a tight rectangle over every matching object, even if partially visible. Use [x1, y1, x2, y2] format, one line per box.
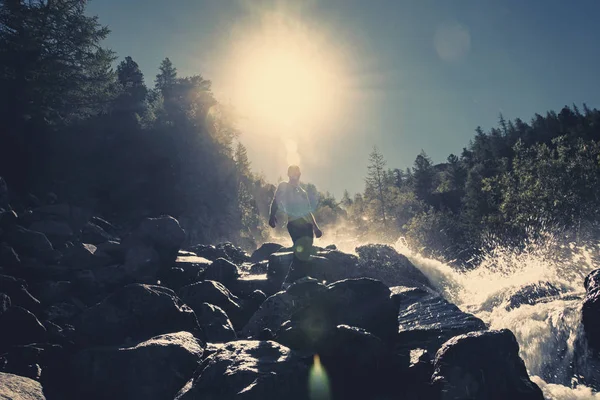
[583, 269, 600, 354]
[196, 303, 237, 343]
[432, 329, 545, 400]
[71, 331, 204, 400]
[393, 286, 486, 354]
[178, 280, 244, 330]
[75, 284, 201, 347]
[174, 340, 309, 400]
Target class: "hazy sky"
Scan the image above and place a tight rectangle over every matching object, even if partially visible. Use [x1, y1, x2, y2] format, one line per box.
[88, 0, 600, 197]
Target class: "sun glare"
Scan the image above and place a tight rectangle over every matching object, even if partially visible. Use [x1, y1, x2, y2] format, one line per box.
[223, 9, 348, 136]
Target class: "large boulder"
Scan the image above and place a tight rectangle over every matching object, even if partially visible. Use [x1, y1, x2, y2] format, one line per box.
[28, 204, 92, 233]
[356, 244, 432, 288]
[582, 269, 600, 354]
[174, 340, 308, 400]
[196, 303, 237, 343]
[292, 278, 399, 343]
[4, 225, 57, 262]
[81, 221, 116, 245]
[124, 216, 185, 265]
[122, 244, 161, 283]
[75, 284, 201, 347]
[200, 258, 240, 286]
[250, 242, 284, 263]
[266, 251, 294, 288]
[0, 274, 40, 311]
[432, 329, 544, 400]
[0, 242, 21, 269]
[70, 331, 203, 400]
[60, 242, 104, 269]
[0, 372, 46, 400]
[278, 324, 401, 398]
[178, 280, 244, 330]
[0, 292, 10, 315]
[0, 307, 47, 352]
[394, 286, 486, 353]
[190, 242, 250, 264]
[242, 278, 327, 338]
[28, 220, 73, 245]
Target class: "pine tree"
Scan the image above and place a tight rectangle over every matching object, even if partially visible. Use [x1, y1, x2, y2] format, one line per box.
[365, 146, 388, 226]
[412, 150, 434, 203]
[234, 142, 251, 178]
[115, 56, 148, 115]
[341, 190, 353, 208]
[155, 58, 177, 94]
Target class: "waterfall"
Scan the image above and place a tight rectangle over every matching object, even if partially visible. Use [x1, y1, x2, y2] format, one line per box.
[394, 238, 600, 400]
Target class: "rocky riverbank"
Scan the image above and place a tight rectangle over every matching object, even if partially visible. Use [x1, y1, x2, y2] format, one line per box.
[1, 180, 589, 399]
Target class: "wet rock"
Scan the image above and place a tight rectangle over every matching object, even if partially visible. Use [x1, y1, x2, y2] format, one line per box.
[28, 220, 73, 245]
[249, 260, 268, 274]
[432, 329, 544, 400]
[242, 278, 327, 338]
[81, 221, 115, 245]
[250, 242, 283, 263]
[394, 286, 486, 354]
[60, 242, 103, 269]
[0, 372, 46, 400]
[190, 242, 249, 264]
[4, 225, 57, 262]
[0, 307, 47, 352]
[0, 210, 18, 229]
[506, 282, 562, 310]
[75, 284, 201, 347]
[29, 204, 92, 233]
[200, 257, 240, 286]
[174, 340, 308, 400]
[583, 269, 600, 353]
[71, 331, 203, 400]
[0, 242, 21, 268]
[292, 278, 398, 343]
[356, 244, 432, 288]
[0, 343, 62, 381]
[122, 244, 161, 283]
[124, 216, 185, 265]
[196, 303, 237, 343]
[266, 251, 294, 288]
[0, 292, 10, 315]
[0, 274, 40, 311]
[30, 281, 72, 305]
[178, 280, 244, 330]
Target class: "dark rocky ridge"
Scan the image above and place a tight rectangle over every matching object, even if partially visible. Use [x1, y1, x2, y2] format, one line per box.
[0, 179, 554, 399]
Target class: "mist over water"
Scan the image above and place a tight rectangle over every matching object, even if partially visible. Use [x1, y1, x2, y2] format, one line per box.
[314, 229, 600, 399]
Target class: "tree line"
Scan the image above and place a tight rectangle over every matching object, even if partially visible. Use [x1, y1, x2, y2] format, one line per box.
[343, 105, 600, 265]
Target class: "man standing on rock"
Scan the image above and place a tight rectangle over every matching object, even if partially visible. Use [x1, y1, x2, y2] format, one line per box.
[269, 165, 322, 286]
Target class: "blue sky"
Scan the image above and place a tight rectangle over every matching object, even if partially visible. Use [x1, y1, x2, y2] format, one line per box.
[87, 0, 600, 197]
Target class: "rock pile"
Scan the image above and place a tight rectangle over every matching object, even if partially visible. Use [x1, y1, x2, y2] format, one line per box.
[0, 178, 546, 399]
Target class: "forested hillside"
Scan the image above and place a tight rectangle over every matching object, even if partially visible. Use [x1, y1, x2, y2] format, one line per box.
[344, 107, 600, 265]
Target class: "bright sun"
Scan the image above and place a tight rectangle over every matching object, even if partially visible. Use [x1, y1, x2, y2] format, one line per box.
[224, 10, 347, 134]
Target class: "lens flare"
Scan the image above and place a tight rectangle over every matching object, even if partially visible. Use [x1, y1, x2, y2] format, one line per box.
[309, 354, 331, 400]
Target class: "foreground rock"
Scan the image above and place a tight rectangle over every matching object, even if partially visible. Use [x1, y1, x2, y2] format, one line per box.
[0, 372, 46, 400]
[175, 340, 308, 400]
[250, 242, 283, 263]
[196, 303, 237, 343]
[583, 269, 600, 354]
[71, 331, 203, 400]
[178, 280, 244, 330]
[394, 286, 486, 353]
[432, 329, 544, 400]
[244, 278, 398, 343]
[75, 284, 201, 347]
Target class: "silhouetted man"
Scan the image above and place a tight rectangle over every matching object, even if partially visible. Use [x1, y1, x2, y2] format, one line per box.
[269, 165, 322, 286]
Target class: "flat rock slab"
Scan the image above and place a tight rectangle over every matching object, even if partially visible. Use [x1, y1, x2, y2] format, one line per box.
[0, 372, 46, 400]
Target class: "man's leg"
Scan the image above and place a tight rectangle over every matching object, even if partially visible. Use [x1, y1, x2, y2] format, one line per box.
[283, 219, 314, 287]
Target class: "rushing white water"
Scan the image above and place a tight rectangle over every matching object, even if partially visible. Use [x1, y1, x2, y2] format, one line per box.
[391, 237, 600, 400]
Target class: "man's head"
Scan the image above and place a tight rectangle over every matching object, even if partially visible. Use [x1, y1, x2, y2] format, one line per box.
[287, 165, 301, 184]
